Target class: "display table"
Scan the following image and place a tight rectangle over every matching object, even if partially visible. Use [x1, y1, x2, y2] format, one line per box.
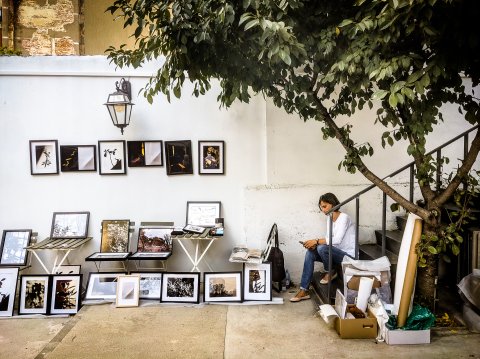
[25, 237, 92, 274]
[171, 229, 220, 272]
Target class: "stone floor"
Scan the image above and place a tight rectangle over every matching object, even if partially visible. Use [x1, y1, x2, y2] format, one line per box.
[0, 289, 479, 359]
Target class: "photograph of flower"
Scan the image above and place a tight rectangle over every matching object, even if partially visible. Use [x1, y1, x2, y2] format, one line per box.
[29, 140, 59, 175]
[18, 275, 50, 315]
[60, 145, 96, 172]
[0, 267, 19, 317]
[50, 275, 82, 315]
[50, 212, 90, 239]
[100, 220, 130, 253]
[204, 272, 242, 302]
[161, 272, 200, 303]
[243, 262, 272, 301]
[165, 140, 193, 175]
[127, 141, 163, 167]
[0, 230, 32, 266]
[98, 140, 126, 175]
[198, 141, 225, 175]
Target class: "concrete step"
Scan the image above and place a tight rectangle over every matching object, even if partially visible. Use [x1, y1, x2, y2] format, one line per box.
[311, 271, 343, 304]
[375, 229, 402, 254]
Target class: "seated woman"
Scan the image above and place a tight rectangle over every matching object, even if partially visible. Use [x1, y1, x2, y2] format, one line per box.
[290, 193, 355, 302]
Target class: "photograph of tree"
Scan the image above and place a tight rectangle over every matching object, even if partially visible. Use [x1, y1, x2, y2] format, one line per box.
[51, 212, 90, 239]
[204, 272, 242, 302]
[137, 227, 172, 253]
[0, 230, 32, 266]
[161, 273, 199, 303]
[50, 275, 81, 314]
[19, 275, 50, 315]
[101, 220, 130, 253]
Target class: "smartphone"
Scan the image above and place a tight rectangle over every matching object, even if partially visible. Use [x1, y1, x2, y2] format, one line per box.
[299, 240, 305, 245]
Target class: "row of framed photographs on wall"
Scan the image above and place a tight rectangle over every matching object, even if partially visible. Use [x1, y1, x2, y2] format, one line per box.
[85, 264, 272, 306]
[29, 139, 225, 176]
[0, 268, 82, 317]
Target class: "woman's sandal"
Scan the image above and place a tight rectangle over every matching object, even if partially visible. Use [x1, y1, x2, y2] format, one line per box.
[289, 290, 311, 302]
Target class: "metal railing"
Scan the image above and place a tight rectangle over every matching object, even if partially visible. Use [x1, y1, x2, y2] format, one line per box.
[323, 124, 479, 302]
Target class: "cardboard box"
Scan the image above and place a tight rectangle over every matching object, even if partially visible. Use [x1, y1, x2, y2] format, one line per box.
[384, 327, 430, 345]
[334, 308, 378, 339]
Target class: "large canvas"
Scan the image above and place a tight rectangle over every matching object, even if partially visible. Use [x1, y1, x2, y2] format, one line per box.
[98, 140, 127, 175]
[160, 272, 200, 304]
[136, 227, 172, 253]
[18, 275, 50, 315]
[50, 212, 90, 239]
[165, 140, 193, 175]
[29, 140, 59, 175]
[50, 275, 82, 315]
[100, 220, 130, 253]
[0, 229, 32, 266]
[204, 272, 242, 302]
[60, 145, 96, 172]
[243, 262, 272, 301]
[127, 141, 163, 167]
[0, 267, 19, 317]
[85, 272, 125, 300]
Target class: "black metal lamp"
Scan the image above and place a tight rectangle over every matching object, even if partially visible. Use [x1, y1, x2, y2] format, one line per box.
[104, 78, 134, 135]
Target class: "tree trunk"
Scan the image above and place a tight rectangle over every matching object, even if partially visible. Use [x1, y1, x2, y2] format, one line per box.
[415, 228, 439, 311]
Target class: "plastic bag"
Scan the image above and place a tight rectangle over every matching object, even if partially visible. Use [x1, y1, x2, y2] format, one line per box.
[385, 304, 435, 330]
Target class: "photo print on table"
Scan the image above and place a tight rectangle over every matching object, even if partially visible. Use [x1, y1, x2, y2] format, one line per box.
[0, 229, 32, 266]
[98, 140, 126, 175]
[198, 141, 225, 175]
[50, 275, 82, 315]
[60, 145, 96, 172]
[160, 272, 200, 304]
[100, 220, 130, 253]
[204, 272, 242, 302]
[50, 212, 90, 239]
[186, 201, 221, 227]
[29, 140, 59, 175]
[137, 227, 172, 253]
[127, 141, 163, 167]
[243, 262, 272, 301]
[164, 140, 193, 175]
[0, 267, 19, 317]
[18, 275, 50, 315]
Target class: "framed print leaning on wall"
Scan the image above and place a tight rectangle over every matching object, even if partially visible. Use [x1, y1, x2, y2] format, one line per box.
[18, 275, 51, 315]
[127, 141, 163, 167]
[98, 140, 127, 175]
[29, 140, 59, 175]
[198, 141, 225, 175]
[50, 212, 90, 239]
[204, 272, 242, 303]
[243, 262, 272, 301]
[0, 267, 19, 317]
[60, 145, 97, 172]
[50, 275, 82, 315]
[100, 220, 130, 253]
[164, 140, 193, 175]
[85, 272, 125, 301]
[131, 272, 162, 300]
[0, 229, 32, 266]
[116, 275, 140, 308]
[160, 272, 200, 304]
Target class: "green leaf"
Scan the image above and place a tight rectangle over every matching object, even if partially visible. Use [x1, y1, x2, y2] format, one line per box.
[390, 203, 400, 212]
[244, 19, 259, 31]
[451, 244, 460, 256]
[388, 93, 398, 108]
[338, 19, 354, 28]
[427, 246, 437, 254]
[372, 89, 389, 100]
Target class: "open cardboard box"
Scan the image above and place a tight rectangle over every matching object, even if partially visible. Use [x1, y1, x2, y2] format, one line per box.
[384, 327, 430, 345]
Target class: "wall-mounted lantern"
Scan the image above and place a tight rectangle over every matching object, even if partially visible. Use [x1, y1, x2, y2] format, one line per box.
[104, 78, 134, 135]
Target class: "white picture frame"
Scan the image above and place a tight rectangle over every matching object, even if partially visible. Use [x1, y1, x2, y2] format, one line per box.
[18, 275, 50, 315]
[50, 275, 82, 315]
[98, 140, 127, 175]
[0, 267, 19, 317]
[85, 272, 125, 301]
[243, 262, 272, 301]
[116, 275, 140, 307]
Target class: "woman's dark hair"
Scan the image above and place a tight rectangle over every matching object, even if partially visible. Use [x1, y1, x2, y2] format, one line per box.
[318, 193, 340, 209]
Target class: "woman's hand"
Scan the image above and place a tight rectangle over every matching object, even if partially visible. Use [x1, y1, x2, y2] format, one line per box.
[303, 239, 318, 250]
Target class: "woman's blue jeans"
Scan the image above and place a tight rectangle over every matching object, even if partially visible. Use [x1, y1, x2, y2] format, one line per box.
[300, 245, 352, 291]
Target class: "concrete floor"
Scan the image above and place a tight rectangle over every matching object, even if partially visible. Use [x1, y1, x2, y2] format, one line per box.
[0, 290, 479, 359]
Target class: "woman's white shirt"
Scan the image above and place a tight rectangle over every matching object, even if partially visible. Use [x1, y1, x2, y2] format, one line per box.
[325, 212, 356, 257]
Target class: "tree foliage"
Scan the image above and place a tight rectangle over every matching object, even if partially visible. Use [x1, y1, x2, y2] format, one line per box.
[106, 0, 480, 304]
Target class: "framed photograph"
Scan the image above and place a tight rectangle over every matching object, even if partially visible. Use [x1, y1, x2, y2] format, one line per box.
[131, 272, 162, 300]
[29, 140, 59, 175]
[98, 140, 127, 175]
[243, 262, 272, 301]
[198, 141, 225, 175]
[0, 267, 19, 317]
[18, 275, 51, 315]
[0, 229, 32, 266]
[50, 212, 90, 239]
[186, 201, 221, 227]
[127, 141, 163, 167]
[136, 227, 173, 253]
[50, 275, 82, 315]
[116, 275, 140, 307]
[101, 220, 130, 253]
[85, 252, 130, 261]
[55, 265, 81, 275]
[165, 140, 193, 175]
[85, 272, 125, 301]
[204, 272, 242, 303]
[160, 272, 200, 304]
[60, 145, 96, 172]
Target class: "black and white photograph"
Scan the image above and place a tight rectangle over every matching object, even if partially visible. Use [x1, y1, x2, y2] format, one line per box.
[243, 262, 272, 301]
[131, 272, 162, 300]
[60, 145, 96, 172]
[50, 212, 90, 239]
[198, 141, 225, 175]
[127, 141, 163, 167]
[98, 140, 127, 175]
[85, 272, 125, 301]
[160, 272, 200, 304]
[165, 140, 193, 175]
[116, 275, 140, 307]
[100, 220, 130, 253]
[204, 272, 242, 303]
[0, 267, 19, 317]
[0, 229, 32, 266]
[186, 201, 221, 227]
[29, 140, 59, 175]
[50, 275, 82, 315]
[18, 275, 50, 315]
[55, 265, 81, 275]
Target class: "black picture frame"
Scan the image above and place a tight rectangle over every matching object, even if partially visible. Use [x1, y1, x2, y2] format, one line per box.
[130, 272, 163, 300]
[186, 201, 221, 227]
[165, 140, 193, 175]
[18, 274, 51, 315]
[160, 272, 200, 304]
[127, 141, 164, 167]
[50, 212, 90, 239]
[49, 274, 82, 315]
[60, 145, 97, 172]
[29, 140, 59, 175]
[203, 272, 243, 303]
[0, 229, 32, 266]
[98, 140, 127, 175]
[0, 267, 19, 317]
[198, 140, 225, 175]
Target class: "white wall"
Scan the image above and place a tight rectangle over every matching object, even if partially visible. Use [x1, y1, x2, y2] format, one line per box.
[0, 56, 475, 284]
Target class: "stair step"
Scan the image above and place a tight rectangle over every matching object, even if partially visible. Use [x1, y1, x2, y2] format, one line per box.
[359, 244, 398, 264]
[396, 215, 407, 231]
[375, 229, 403, 254]
[311, 271, 343, 304]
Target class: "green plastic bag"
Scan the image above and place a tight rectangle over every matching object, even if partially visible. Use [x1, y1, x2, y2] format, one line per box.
[386, 304, 436, 330]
